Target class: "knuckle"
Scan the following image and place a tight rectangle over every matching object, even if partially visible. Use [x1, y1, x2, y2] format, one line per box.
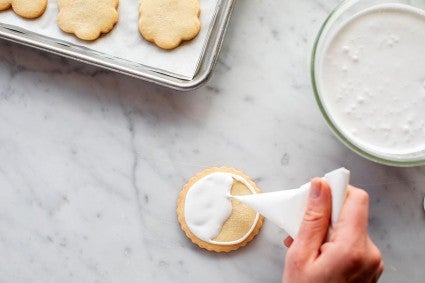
[370, 249, 383, 268]
[344, 249, 365, 270]
[301, 209, 328, 234]
[378, 261, 385, 274]
[355, 189, 370, 204]
[304, 209, 326, 224]
[286, 250, 306, 271]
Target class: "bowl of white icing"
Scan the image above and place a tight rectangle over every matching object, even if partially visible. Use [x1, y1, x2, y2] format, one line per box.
[312, 0, 425, 166]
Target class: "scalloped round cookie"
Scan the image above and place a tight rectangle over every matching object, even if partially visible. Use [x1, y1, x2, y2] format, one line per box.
[138, 0, 201, 50]
[57, 0, 119, 41]
[177, 167, 264, 252]
[0, 0, 47, 19]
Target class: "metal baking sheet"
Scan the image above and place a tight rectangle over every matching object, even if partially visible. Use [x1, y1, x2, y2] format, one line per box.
[0, 0, 235, 90]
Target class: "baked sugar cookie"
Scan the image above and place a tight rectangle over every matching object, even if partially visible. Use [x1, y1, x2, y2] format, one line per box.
[57, 0, 119, 41]
[138, 0, 201, 50]
[0, 0, 47, 19]
[177, 167, 264, 252]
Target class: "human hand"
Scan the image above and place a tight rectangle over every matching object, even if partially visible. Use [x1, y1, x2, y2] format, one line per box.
[282, 178, 384, 283]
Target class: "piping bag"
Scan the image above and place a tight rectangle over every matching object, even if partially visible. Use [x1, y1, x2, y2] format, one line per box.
[233, 168, 350, 238]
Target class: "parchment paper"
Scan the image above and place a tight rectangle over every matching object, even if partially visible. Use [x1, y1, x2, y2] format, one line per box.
[0, 0, 219, 80]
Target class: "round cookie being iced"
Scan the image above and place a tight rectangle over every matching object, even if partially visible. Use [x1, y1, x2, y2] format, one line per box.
[177, 167, 264, 252]
[0, 0, 47, 19]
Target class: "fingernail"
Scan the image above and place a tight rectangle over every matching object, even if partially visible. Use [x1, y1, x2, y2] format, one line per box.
[310, 180, 322, 199]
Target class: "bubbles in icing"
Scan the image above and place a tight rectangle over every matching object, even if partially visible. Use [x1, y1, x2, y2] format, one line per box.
[184, 172, 259, 245]
[319, 4, 425, 157]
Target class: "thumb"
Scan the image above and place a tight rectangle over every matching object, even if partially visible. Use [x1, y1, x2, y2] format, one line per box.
[292, 178, 332, 261]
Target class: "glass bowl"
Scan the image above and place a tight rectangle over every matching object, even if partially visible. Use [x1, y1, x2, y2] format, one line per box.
[311, 0, 425, 167]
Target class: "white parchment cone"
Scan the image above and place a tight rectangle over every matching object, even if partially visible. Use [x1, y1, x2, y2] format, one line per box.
[233, 168, 350, 238]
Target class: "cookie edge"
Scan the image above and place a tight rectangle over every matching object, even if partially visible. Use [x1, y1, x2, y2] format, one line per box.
[8, 0, 48, 19]
[138, 0, 201, 50]
[57, 0, 119, 41]
[177, 167, 264, 253]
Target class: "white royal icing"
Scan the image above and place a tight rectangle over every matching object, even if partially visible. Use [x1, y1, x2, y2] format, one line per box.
[184, 172, 260, 245]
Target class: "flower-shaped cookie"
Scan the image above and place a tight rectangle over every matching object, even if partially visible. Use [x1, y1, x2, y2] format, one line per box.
[139, 0, 201, 50]
[0, 0, 47, 19]
[57, 0, 119, 41]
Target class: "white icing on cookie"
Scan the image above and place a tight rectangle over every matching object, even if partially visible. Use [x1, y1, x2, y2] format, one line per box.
[184, 172, 259, 245]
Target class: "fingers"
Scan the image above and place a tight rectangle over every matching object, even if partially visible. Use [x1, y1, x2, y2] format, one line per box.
[284, 236, 293, 248]
[336, 186, 369, 238]
[369, 260, 384, 283]
[376, 260, 384, 280]
[283, 181, 384, 283]
[367, 237, 384, 283]
[291, 178, 332, 261]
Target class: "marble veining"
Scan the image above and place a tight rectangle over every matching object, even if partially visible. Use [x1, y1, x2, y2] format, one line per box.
[0, 1, 425, 282]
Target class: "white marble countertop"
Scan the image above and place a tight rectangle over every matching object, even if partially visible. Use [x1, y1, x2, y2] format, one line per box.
[1, 1, 425, 282]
